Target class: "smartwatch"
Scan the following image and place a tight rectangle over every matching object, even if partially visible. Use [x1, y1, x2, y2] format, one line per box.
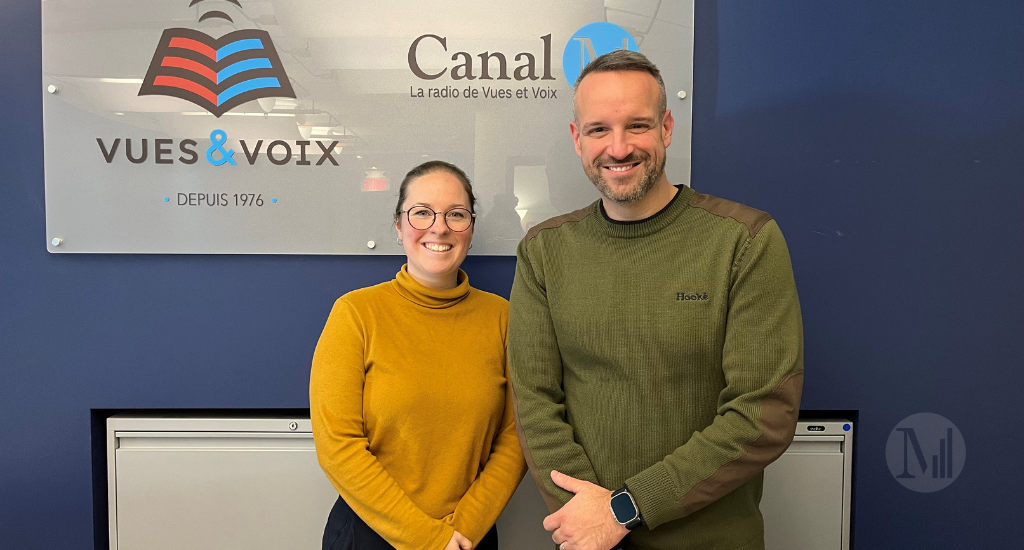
[609, 485, 643, 530]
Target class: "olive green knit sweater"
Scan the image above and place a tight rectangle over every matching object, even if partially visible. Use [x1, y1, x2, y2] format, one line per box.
[508, 185, 804, 550]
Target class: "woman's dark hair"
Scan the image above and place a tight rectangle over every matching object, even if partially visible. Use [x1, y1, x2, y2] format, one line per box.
[393, 160, 477, 222]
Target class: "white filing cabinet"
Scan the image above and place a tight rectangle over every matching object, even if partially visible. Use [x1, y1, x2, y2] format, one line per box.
[106, 415, 337, 550]
[106, 415, 851, 550]
[762, 420, 853, 550]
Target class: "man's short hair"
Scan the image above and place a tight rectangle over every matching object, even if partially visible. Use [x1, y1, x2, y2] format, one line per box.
[573, 49, 667, 122]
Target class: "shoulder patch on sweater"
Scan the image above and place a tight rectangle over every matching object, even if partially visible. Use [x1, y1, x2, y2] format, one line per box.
[689, 192, 772, 239]
[523, 203, 594, 249]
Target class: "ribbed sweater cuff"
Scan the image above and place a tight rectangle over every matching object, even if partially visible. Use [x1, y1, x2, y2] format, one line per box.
[626, 462, 684, 529]
[428, 523, 456, 550]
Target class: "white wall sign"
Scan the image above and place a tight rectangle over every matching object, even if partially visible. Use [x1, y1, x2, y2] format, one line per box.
[43, 0, 694, 254]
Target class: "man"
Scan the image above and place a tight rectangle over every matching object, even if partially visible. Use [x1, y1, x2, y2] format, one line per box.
[507, 50, 803, 550]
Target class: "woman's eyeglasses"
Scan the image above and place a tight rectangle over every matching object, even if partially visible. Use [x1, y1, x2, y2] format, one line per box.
[401, 206, 475, 232]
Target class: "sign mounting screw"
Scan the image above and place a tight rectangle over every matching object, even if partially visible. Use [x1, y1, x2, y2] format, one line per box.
[47, 85, 59, 94]
[367, 241, 376, 249]
[51, 238, 63, 246]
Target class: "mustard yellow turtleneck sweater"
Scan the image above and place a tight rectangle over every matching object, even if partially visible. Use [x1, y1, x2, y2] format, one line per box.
[310, 266, 526, 550]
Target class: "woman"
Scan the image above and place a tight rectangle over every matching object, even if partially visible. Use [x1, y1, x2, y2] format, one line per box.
[311, 161, 526, 550]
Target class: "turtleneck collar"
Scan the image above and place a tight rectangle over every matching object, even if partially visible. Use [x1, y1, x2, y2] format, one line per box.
[596, 184, 693, 239]
[392, 264, 471, 309]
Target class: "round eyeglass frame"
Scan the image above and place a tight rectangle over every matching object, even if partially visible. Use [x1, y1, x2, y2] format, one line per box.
[400, 206, 476, 232]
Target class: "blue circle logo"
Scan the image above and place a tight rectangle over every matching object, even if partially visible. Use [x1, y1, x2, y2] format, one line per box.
[885, 412, 966, 493]
[562, 22, 639, 88]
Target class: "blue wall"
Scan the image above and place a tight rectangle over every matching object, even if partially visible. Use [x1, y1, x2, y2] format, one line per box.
[2, 1, 1021, 548]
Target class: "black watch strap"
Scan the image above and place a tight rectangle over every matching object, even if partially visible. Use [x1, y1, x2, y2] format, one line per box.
[609, 485, 644, 530]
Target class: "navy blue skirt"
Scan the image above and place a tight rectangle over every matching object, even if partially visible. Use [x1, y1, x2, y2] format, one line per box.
[323, 496, 499, 550]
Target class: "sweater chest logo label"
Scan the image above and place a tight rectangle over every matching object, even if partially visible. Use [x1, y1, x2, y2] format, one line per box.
[676, 292, 709, 301]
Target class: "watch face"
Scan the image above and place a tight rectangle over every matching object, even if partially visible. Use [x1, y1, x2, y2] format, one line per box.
[610, 492, 638, 523]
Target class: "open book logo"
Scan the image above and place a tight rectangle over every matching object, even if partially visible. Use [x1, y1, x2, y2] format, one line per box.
[138, 28, 295, 117]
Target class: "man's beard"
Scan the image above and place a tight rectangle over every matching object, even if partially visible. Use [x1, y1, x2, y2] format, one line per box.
[583, 152, 665, 205]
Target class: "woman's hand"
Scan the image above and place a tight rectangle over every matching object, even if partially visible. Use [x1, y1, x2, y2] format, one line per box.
[443, 530, 472, 550]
